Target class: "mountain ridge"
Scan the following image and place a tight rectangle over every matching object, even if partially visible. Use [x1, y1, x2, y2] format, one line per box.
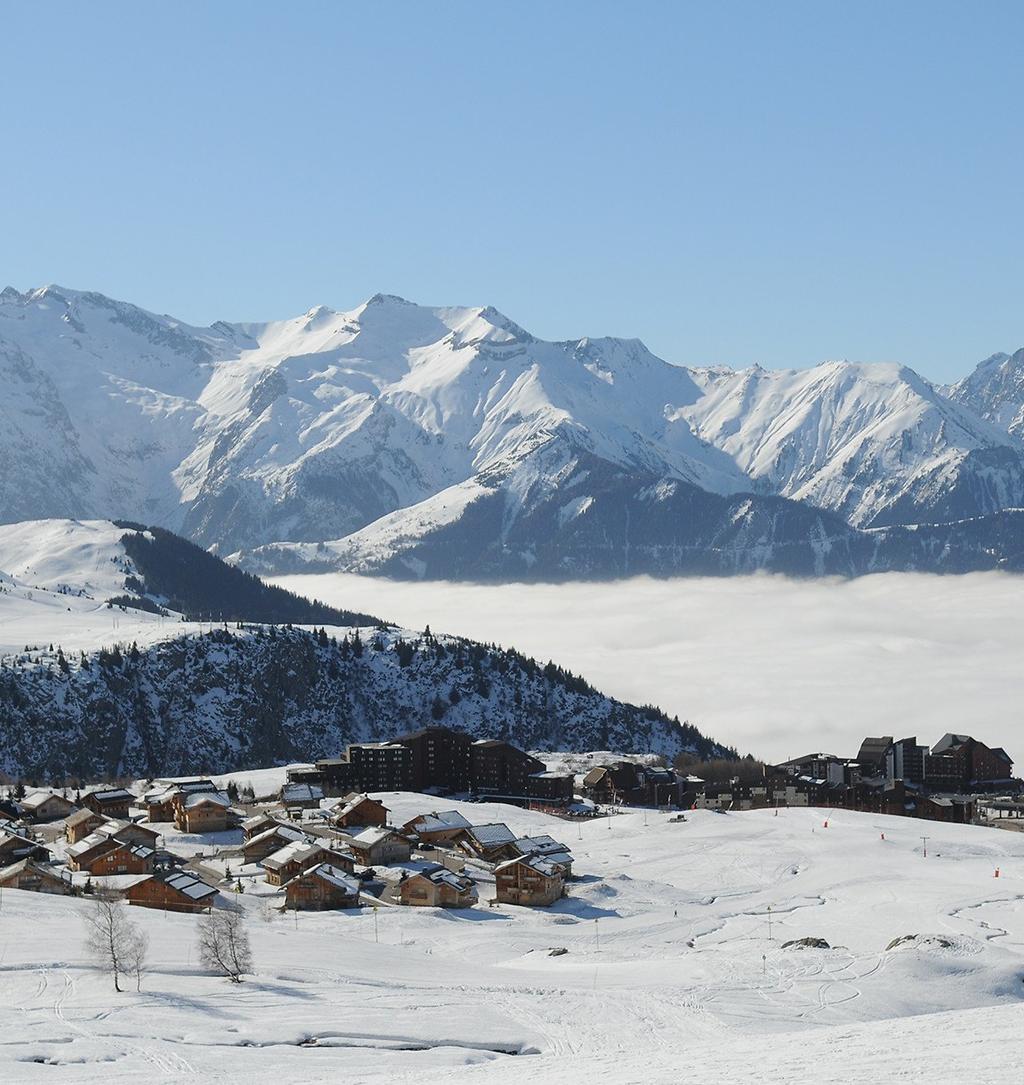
[2, 283, 1023, 579]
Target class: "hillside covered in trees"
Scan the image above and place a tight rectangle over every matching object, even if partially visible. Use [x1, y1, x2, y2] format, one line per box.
[0, 625, 732, 782]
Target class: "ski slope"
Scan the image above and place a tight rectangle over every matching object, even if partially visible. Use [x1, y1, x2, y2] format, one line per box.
[1, 800, 1023, 1083]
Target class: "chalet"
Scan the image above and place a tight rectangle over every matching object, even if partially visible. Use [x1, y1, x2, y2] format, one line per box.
[0, 859, 70, 895]
[582, 763, 638, 804]
[0, 830, 49, 867]
[173, 791, 232, 834]
[284, 863, 361, 910]
[242, 823, 307, 863]
[399, 863, 477, 908]
[84, 819, 162, 852]
[330, 793, 389, 830]
[494, 853, 566, 907]
[0, 799, 23, 824]
[261, 840, 355, 886]
[510, 835, 574, 875]
[279, 782, 325, 810]
[344, 826, 412, 867]
[21, 791, 77, 823]
[65, 808, 106, 844]
[82, 788, 134, 820]
[143, 778, 217, 822]
[241, 812, 287, 841]
[401, 810, 472, 845]
[126, 870, 218, 913]
[456, 823, 518, 864]
[66, 835, 155, 876]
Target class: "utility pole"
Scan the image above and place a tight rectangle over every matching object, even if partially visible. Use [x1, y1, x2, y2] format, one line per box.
[920, 836, 929, 858]
[767, 904, 773, 941]
[594, 918, 600, 953]
[374, 906, 379, 944]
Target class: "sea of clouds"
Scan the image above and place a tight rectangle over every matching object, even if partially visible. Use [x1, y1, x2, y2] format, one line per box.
[274, 571, 1024, 765]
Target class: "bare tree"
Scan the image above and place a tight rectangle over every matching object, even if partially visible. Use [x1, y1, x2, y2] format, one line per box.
[197, 906, 252, 982]
[123, 925, 149, 992]
[83, 894, 146, 993]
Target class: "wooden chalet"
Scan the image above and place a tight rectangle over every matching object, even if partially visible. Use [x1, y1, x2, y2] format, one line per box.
[143, 778, 217, 823]
[284, 863, 361, 910]
[279, 782, 324, 811]
[343, 826, 412, 867]
[261, 839, 355, 886]
[241, 812, 286, 842]
[0, 859, 71, 895]
[82, 788, 134, 820]
[456, 823, 518, 864]
[494, 853, 566, 907]
[400, 810, 472, 845]
[510, 835, 574, 876]
[331, 793, 389, 830]
[126, 870, 218, 913]
[65, 808, 105, 844]
[21, 791, 77, 823]
[173, 791, 232, 834]
[66, 833, 155, 875]
[399, 863, 477, 908]
[0, 830, 49, 867]
[242, 823, 307, 863]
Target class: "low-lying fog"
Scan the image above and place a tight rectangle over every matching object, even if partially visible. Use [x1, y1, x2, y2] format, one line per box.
[273, 572, 1024, 765]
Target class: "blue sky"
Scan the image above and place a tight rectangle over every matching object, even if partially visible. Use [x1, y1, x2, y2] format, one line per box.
[2, 1, 1021, 381]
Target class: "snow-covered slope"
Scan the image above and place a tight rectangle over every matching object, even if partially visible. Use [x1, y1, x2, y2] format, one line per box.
[1, 803, 1023, 1083]
[681, 360, 1024, 527]
[0, 518, 147, 599]
[945, 348, 1024, 443]
[2, 283, 1024, 579]
[0, 517, 376, 626]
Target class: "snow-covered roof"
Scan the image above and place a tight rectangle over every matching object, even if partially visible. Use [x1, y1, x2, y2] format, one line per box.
[281, 782, 324, 802]
[261, 839, 325, 870]
[158, 870, 218, 900]
[495, 853, 564, 878]
[465, 823, 515, 848]
[183, 791, 231, 810]
[407, 810, 471, 833]
[409, 862, 475, 892]
[512, 835, 573, 866]
[350, 826, 396, 846]
[246, 824, 306, 849]
[302, 863, 360, 894]
[68, 832, 153, 860]
[333, 794, 385, 819]
[21, 790, 71, 810]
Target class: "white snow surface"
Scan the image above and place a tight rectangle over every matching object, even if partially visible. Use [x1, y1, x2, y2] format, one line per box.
[1, 799, 1023, 1083]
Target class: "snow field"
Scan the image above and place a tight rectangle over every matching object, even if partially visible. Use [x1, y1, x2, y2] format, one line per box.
[1, 799, 1023, 1082]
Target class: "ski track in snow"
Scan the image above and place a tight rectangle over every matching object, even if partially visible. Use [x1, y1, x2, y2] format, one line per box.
[4, 800, 1020, 1082]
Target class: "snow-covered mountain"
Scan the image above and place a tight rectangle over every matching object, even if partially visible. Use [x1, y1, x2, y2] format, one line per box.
[1, 283, 1023, 578]
[0, 519, 729, 776]
[680, 360, 1024, 528]
[945, 348, 1024, 443]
